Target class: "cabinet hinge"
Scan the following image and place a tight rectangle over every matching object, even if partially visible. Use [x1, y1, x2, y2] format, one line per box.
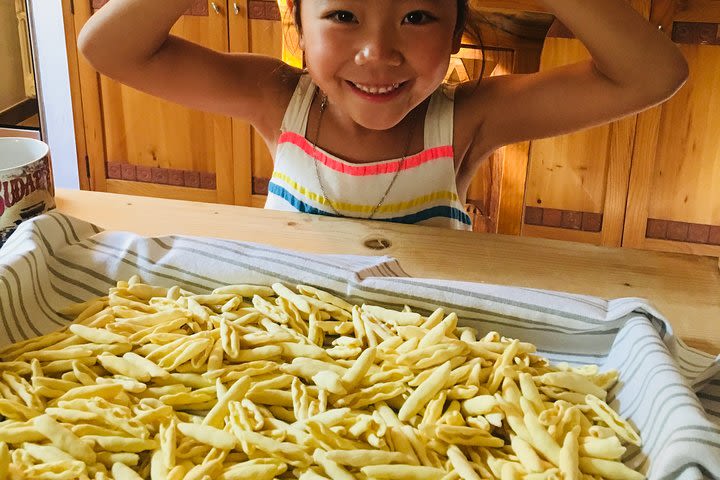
[84, 155, 90, 178]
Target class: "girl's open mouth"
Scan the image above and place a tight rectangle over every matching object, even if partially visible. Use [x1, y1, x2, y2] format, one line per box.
[347, 80, 408, 102]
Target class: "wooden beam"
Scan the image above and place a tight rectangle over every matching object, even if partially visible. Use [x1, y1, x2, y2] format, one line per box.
[473, 0, 551, 14]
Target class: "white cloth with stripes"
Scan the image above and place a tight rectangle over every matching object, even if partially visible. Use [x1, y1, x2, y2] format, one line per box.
[1, 212, 719, 479]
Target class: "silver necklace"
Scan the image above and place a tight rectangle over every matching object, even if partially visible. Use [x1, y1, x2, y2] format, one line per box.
[310, 91, 417, 220]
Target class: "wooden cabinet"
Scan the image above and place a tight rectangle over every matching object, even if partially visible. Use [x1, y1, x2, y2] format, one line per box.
[456, 11, 550, 234]
[623, 0, 720, 256]
[521, 0, 647, 247]
[68, 0, 287, 206]
[520, 0, 720, 257]
[71, 0, 236, 204]
[233, 0, 286, 207]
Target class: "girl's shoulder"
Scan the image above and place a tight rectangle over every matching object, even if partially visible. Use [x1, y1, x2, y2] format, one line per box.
[449, 74, 531, 160]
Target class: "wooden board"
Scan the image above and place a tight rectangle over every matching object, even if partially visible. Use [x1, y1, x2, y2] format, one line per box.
[54, 189, 720, 354]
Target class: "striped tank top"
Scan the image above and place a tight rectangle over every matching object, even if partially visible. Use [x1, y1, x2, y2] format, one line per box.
[265, 75, 472, 230]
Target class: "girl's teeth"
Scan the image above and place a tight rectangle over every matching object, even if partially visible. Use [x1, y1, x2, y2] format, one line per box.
[353, 83, 400, 94]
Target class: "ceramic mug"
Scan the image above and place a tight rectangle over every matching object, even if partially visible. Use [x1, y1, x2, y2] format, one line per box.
[0, 137, 55, 246]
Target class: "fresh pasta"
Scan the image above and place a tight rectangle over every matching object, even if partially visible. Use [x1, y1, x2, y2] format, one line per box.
[0, 277, 644, 479]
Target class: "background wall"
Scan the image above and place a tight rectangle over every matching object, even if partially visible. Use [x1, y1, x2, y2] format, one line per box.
[0, 1, 26, 111]
[28, 0, 79, 189]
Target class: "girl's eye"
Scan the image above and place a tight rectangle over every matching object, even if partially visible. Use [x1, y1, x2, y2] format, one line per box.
[403, 11, 433, 25]
[327, 10, 357, 23]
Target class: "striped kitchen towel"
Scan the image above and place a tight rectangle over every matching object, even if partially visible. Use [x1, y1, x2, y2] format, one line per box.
[1, 212, 719, 479]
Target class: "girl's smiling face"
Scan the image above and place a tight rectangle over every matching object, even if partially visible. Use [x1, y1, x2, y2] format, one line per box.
[296, 0, 460, 131]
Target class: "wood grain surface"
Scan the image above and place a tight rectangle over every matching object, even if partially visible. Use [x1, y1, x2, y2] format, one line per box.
[54, 189, 720, 354]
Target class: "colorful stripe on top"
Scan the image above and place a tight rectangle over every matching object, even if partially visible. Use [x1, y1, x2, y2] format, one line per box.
[278, 131, 455, 176]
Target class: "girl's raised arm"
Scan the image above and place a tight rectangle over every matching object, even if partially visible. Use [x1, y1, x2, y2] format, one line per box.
[458, 0, 689, 151]
[78, 0, 296, 131]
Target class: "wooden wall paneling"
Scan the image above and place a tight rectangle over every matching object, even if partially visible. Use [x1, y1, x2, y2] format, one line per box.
[473, 0, 551, 14]
[211, 105, 235, 204]
[229, 0, 253, 206]
[61, 0, 90, 190]
[94, 1, 231, 204]
[648, 48, 720, 224]
[524, 38, 606, 243]
[446, 12, 551, 234]
[497, 45, 543, 235]
[522, 35, 636, 246]
[248, 11, 283, 198]
[466, 13, 550, 235]
[624, 2, 720, 255]
[624, 42, 720, 256]
[600, 112, 635, 246]
[521, 224, 605, 244]
[105, 179, 216, 203]
[72, 0, 107, 192]
[498, 140, 531, 235]
[621, 0, 666, 248]
[238, 0, 301, 205]
[251, 194, 267, 208]
[522, 0, 650, 245]
[98, 77, 127, 167]
[623, 104, 661, 248]
[460, 47, 515, 233]
[204, 0, 233, 205]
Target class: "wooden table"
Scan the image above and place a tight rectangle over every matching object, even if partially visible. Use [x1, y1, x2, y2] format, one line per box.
[55, 188, 720, 354]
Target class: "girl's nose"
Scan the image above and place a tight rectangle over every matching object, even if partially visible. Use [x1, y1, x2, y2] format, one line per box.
[354, 34, 403, 67]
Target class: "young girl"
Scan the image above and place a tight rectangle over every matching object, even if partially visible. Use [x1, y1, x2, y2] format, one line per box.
[78, 0, 688, 230]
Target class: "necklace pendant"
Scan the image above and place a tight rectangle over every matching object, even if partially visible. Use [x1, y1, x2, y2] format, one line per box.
[311, 88, 417, 222]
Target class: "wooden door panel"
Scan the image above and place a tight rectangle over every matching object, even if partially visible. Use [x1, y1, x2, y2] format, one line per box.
[523, 40, 633, 246]
[522, 0, 649, 246]
[86, 1, 234, 203]
[456, 47, 517, 234]
[624, 2, 720, 255]
[649, 47, 720, 225]
[249, 15, 283, 198]
[522, 33, 637, 246]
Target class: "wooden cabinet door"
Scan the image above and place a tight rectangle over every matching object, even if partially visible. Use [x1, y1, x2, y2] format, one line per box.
[229, 0, 286, 208]
[454, 11, 548, 234]
[227, 0, 252, 206]
[75, 0, 234, 204]
[623, 0, 720, 256]
[521, 0, 651, 247]
[455, 44, 543, 234]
